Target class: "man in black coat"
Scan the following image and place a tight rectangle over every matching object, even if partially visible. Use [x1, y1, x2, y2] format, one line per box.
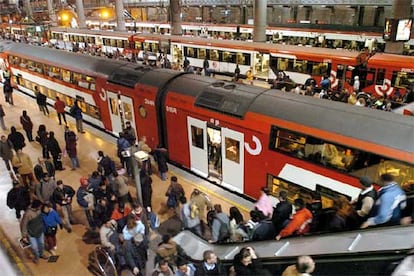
[195, 250, 224, 276]
[271, 191, 293, 234]
[7, 180, 30, 219]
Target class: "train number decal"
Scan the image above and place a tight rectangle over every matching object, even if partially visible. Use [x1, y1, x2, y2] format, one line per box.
[244, 135, 262, 156]
[374, 79, 394, 97]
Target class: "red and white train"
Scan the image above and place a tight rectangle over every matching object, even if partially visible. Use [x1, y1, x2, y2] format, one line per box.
[44, 29, 414, 99]
[0, 41, 413, 202]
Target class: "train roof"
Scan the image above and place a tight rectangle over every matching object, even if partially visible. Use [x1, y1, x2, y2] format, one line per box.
[0, 41, 127, 77]
[168, 75, 268, 118]
[250, 91, 414, 159]
[367, 53, 414, 69]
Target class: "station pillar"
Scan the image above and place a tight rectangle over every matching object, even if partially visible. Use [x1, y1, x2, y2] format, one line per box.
[46, 0, 56, 22]
[23, 0, 33, 20]
[115, 0, 126, 31]
[384, 0, 411, 54]
[170, 0, 182, 35]
[253, 0, 266, 42]
[75, 0, 86, 28]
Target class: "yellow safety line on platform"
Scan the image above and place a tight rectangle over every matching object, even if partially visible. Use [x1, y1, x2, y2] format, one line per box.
[0, 226, 32, 275]
[175, 172, 251, 214]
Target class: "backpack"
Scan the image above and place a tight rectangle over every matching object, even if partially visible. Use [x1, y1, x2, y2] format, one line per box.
[216, 216, 230, 242]
[6, 189, 17, 209]
[190, 202, 200, 219]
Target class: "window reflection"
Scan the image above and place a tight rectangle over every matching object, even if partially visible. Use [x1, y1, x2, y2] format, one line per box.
[225, 137, 239, 164]
[191, 126, 204, 149]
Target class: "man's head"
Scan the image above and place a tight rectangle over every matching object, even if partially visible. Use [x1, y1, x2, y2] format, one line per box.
[57, 180, 63, 187]
[176, 258, 189, 273]
[380, 173, 395, 186]
[279, 190, 288, 201]
[203, 250, 217, 264]
[296, 255, 315, 274]
[1, 135, 6, 142]
[294, 198, 305, 211]
[359, 176, 374, 188]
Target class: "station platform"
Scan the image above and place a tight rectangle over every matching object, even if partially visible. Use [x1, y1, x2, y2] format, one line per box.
[0, 91, 254, 275]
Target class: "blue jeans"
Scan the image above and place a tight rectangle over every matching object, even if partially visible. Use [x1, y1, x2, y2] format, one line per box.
[70, 157, 80, 169]
[29, 233, 45, 259]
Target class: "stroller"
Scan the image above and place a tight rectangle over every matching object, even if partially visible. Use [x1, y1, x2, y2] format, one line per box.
[88, 246, 118, 276]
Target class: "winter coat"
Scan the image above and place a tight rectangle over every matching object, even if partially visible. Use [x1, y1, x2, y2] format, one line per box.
[65, 131, 77, 158]
[8, 130, 25, 151]
[33, 161, 55, 181]
[36, 178, 57, 203]
[153, 148, 168, 173]
[47, 137, 62, 157]
[7, 186, 30, 210]
[20, 115, 33, 131]
[20, 208, 43, 238]
[12, 151, 33, 175]
[278, 208, 313, 238]
[0, 139, 13, 161]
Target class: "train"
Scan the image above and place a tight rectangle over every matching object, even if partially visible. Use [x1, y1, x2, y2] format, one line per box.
[47, 29, 414, 100]
[0, 40, 413, 202]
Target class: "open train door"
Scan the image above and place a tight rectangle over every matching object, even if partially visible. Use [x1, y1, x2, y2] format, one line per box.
[107, 91, 122, 135]
[187, 117, 208, 178]
[221, 128, 244, 193]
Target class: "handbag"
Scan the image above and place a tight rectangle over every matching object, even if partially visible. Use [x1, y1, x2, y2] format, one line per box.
[45, 226, 57, 235]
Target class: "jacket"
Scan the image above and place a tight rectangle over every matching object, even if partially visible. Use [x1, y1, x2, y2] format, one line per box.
[12, 152, 33, 174]
[181, 203, 201, 229]
[36, 178, 57, 203]
[52, 185, 75, 206]
[113, 175, 129, 197]
[365, 183, 406, 226]
[41, 209, 62, 228]
[20, 208, 43, 238]
[100, 224, 116, 251]
[0, 139, 13, 161]
[33, 161, 55, 181]
[278, 208, 313, 238]
[20, 115, 33, 130]
[211, 212, 230, 243]
[54, 99, 65, 113]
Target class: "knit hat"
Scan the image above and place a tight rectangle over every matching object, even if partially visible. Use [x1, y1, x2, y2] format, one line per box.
[80, 177, 89, 187]
[359, 176, 373, 187]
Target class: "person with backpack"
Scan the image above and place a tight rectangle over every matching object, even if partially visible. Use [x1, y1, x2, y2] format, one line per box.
[165, 176, 185, 209]
[76, 177, 96, 231]
[179, 196, 202, 236]
[97, 150, 116, 177]
[7, 179, 30, 219]
[208, 204, 230, 243]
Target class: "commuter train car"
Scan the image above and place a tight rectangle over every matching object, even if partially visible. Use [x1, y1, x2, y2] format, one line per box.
[0, 41, 413, 202]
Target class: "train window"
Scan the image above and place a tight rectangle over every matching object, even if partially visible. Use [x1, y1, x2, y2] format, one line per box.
[123, 102, 133, 122]
[88, 104, 101, 119]
[392, 71, 414, 89]
[267, 174, 311, 203]
[116, 40, 124, 48]
[225, 137, 240, 164]
[191, 126, 204, 149]
[61, 69, 71, 83]
[186, 47, 195, 58]
[223, 51, 235, 63]
[110, 97, 119, 115]
[376, 68, 386, 85]
[134, 41, 142, 51]
[198, 48, 206, 60]
[47, 88, 56, 99]
[49, 66, 61, 79]
[19, 58, 27, 68]
[8, 56, 20, 65]
[210, 50, 219, 61]
[27, 60, 37, 72]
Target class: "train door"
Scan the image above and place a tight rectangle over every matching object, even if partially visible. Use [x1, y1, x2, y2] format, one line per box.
[107, 91, 135, 135]
[187, 117, 208, 178]
[254, 53, 270, 80]
[221, 128, 244, 193]
[207, 126, 222, 182]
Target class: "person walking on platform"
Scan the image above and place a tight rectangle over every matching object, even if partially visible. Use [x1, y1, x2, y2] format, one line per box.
[152, 145, 168, 181]
[36, 124, 49, 159]
[47, 131, 64, 171]
[123, 121, 136, 146]
[35, 173, 57, 204]
[165, 176, 185, 209]
[7, 179, 30, 219]
[33, 157, 55, 182]
[20, 110, 34, 142]
[3, 78, 13, 105]
[0, 135, 13, 172]
[36, 87, 49, 116]
[77, 177, 96, 231]
[41, 202, 63, 256]
[361, 173, 407, 228]
[97, 150, 116, 177]
[70, 100, 85, 133]
[65, 127, 80, 170]
[140, 169, 153, 209]
[117, 132, 131, 173]
[0, 104, 6, 130]
[54, 96, 67, 125]
[8, 126, 26, 151]
[52, 180, 75, 232]
[20, 200, 49, 263]
[12, 149, 34, 187]
[138, 136, 152, 175]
